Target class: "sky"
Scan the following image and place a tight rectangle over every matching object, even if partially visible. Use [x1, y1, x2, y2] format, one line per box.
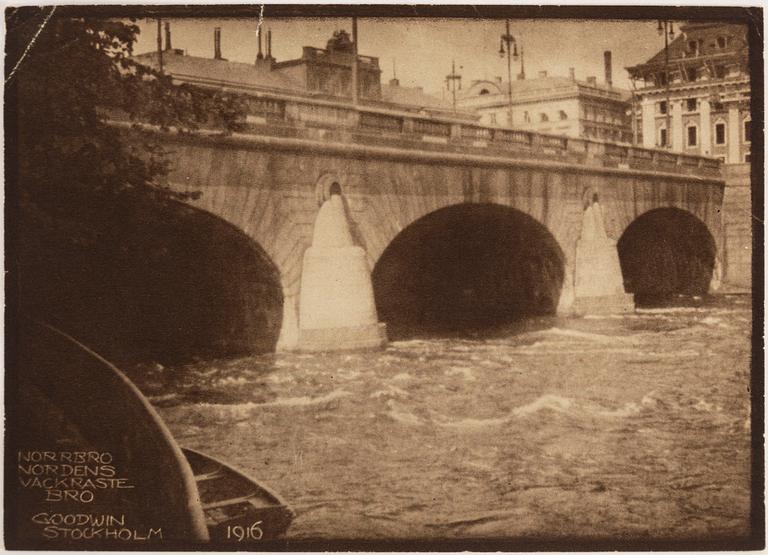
[132, 17, 682, 96]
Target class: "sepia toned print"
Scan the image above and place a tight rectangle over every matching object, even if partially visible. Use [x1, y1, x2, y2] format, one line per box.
[4, 5, 762, 551]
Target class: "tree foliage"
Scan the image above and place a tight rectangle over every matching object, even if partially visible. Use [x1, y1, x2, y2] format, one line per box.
[7, 9, 247, 207]
[6, 8, 254, 362]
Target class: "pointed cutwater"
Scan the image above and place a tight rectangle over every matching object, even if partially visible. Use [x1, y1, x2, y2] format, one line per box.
[571, 198, 634, 314]
[297, 192, 387, 351]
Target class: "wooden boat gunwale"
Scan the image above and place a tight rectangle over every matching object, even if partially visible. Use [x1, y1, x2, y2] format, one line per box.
[27, 320, 211, 542]
[181, 446, 295, 518]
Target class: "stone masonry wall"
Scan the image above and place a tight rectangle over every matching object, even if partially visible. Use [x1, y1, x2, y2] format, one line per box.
[722, 164, 752, 289]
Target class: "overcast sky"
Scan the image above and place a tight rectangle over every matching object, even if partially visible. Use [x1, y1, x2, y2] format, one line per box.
[132, 18, 682, 95]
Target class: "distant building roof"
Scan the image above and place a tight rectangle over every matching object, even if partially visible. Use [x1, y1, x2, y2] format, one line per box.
[381, 83, 454, 111]
[627, 22, 748, 75]
[460, 74, 629, 104]
[133, 50, 305, 94]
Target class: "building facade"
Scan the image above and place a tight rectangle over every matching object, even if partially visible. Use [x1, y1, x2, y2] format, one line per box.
[456, 63, 632, 143]
[627, 22, 751, 163]
[134, 27, 474, 122]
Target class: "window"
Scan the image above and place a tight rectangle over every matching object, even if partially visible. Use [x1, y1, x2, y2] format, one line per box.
[688, 39, 703, 56]
[715, 122, 726, 145]
[687, 125, 698, 147]
[558, 110, 567, 121]
[659, 127, 668, 147]
[540, 113, 549, 122]
[714, 65, 726, 79]
[717, 36, 726, 49]
[686, 67, 698, 81]
[658, 101, 668, 114]
[744, 153, 751, 163]
[744, 120, 751, 143]
[658, 72, 668, 86]
[523, 111, 531, 123]
[489, 113, 497, 124]
[686, 98, 697, 111]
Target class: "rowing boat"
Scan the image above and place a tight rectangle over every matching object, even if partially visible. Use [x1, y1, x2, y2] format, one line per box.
[182, 447, 294, 543]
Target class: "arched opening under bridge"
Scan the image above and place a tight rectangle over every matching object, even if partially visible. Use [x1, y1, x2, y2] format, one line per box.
[372, 203, 565, 339]
[17, 197, 283, 364]
[617, 207, 716, 306]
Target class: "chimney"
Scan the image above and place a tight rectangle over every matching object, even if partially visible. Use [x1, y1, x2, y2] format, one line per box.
[214, 27, 222, 60]
[267, 29, 273, 60]
[164, 21, 172, 51]
[587, 76, 597, 86]
[604, 50, 613, 86]
[569, 67, 575, 81]
[256, 28, 264, 60]
[538, 70, 548, 78]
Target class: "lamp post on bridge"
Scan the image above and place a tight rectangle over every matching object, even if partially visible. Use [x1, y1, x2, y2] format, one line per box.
[499, 19, 520, 127]
[445, 60, 462, 112]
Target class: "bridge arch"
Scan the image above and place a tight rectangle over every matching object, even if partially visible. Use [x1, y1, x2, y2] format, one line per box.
[371, 203, 566, 338]
[149, 201, 285, 356]
[617, 207, 717, 305]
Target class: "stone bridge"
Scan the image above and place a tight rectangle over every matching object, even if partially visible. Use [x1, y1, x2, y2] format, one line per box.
[123, 104, 724, 352]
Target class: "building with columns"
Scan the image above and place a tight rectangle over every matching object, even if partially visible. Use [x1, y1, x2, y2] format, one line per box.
[627, 22, 751, 163]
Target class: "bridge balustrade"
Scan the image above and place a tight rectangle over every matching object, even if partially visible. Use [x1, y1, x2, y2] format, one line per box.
[412, 118, 452, 137]
[534, 134, 569, 156]
[460, 125, 494, 141]
[603, 143, 630, 167]
[491, 128, 532, 147]
[359, 112, 404, 133]
[655, 150, 679, 169]
[113, 83, 720, 179]
[247, 98, 286, 121]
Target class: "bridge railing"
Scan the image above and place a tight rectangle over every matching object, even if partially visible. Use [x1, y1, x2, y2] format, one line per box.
[222, 93, 721, 179]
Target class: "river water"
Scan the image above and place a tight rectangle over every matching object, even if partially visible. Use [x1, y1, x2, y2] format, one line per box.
[127, 294, 753, 542]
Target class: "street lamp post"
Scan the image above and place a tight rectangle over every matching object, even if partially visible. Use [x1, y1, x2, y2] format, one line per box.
[657, 20, 675, 148]
[445, 60, 462, 112]
[499, 19, 520, 127]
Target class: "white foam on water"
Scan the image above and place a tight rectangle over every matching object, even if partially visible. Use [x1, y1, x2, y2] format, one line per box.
[639, 349, 700, 359]
[700, 316, 722, 326]
[515, 347, 638, 356]
[391, 372, 413, 382]
[215, 376, 250, 386]
[264, 389, 352, 407]
[265, 372, 297, 384]
[196, 389, 352, 418]
[384, 400, 423, 425]
[435, 415, 509, 429]
[540, 327, 631, 343]
[595, 402, 642, 418]
[636, 307, 703, 314]
[148, 393, 180, 404]
[512, 394, 573, 416]
[445, 366, 477, 381]
[370, 385, 409, 399]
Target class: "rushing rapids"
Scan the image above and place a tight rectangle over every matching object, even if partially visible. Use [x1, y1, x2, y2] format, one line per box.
[126, 294, 752, 542]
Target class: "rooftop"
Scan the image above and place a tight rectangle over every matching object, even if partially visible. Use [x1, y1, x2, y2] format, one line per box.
[134, 50, 305, 94]
[627, 22, 748, 74]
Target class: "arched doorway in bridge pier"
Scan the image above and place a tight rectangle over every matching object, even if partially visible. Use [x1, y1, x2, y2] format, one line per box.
[372, 203, 565, 339]
[617, 207, 717, 306]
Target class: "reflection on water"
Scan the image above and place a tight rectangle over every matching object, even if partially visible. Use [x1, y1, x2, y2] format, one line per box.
[126, 295, 753, 541]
